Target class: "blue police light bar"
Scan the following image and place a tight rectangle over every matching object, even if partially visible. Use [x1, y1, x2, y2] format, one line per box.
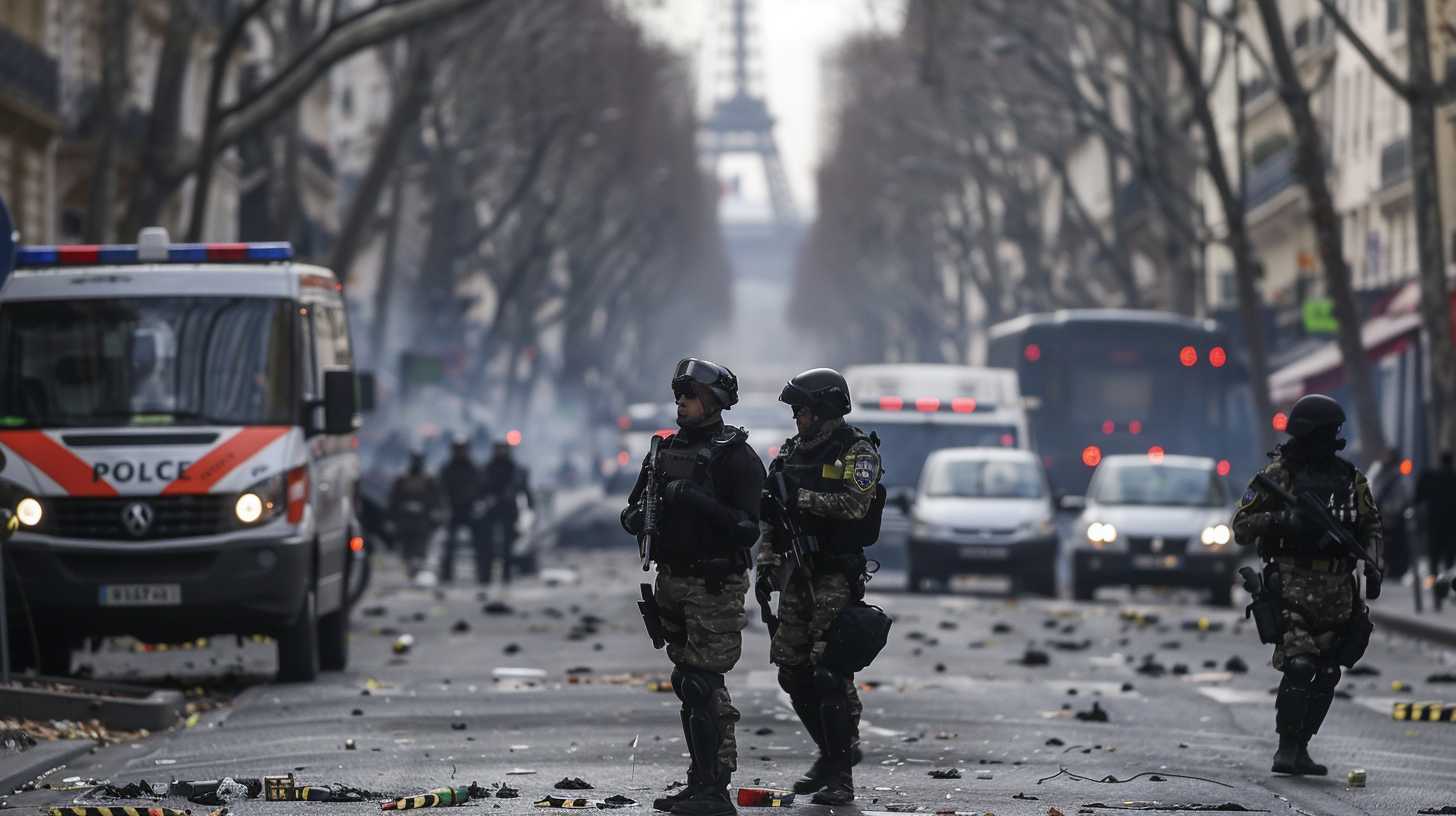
[13, 242, 294, 268]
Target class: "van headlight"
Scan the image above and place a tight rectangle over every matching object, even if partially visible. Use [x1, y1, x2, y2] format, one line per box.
[15, 497, 42, 527]
[912, 520, 954, 540]
[235, 474, 285, 525]
[1200, 523, 1232, 549]
[1017, 518, 1055, 538]
[1086, 521, 1118, 545]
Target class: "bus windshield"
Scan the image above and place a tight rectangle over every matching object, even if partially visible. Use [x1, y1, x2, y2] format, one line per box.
[855, 421, 1018, 489]
[0, 297, 296, 427]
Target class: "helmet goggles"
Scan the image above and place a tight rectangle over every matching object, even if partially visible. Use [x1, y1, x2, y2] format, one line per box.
[671, 358, 738, 406]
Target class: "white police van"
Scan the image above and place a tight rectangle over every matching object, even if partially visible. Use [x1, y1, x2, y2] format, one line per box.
[0, 228, 370, 681]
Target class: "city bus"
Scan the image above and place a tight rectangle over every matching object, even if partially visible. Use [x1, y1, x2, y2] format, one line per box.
[987, 310, 1261, 498]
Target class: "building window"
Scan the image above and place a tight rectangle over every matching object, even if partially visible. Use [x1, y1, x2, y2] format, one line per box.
[1387, 0, 1401, 33]
[1218, 269, 1236, 306]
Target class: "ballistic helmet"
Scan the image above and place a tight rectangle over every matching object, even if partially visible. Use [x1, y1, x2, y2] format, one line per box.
[1286, 394, 1345, 439]
[780, 368, 852, 418]
[672, 357, 739, 409]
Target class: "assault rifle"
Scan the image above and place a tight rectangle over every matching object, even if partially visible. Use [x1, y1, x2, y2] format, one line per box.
[1250, 472, 1383, 599]
[638, 435, 662, 572]
[762, 471, 818, 605]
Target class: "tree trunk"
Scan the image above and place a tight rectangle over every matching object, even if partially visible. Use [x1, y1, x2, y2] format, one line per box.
[84, 0, 133, 244]
[1407, 0, 1456, 457]
[1255, 0, 1388, 459]
[1165, 1, 1275, 452]
[369, 165, 408, 369]
[124, 0, 198, 237]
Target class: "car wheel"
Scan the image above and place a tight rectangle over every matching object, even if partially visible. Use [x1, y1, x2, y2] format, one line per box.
[1023, 566, 1057, 598]
[277, 590, 320, 683]
[318, 597, 350, 672]
[34, 629, 73, 676]
[1207, 582, 1234, 609]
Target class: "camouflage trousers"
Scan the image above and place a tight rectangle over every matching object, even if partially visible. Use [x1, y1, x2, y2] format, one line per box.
[770, 570, 864, 728]
[655, 568, 747, 772]
[1272, 560, 1355, 671]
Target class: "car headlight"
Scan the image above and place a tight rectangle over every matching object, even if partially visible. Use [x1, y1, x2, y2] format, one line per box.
[912, 520, 954, 540]
[15, 497, 42, 527]
[1018, 518, 1055, 538]
[235, 473, 285, 525]
[1200, 523, 1232, 548]
[1086, 521, 1118, 545]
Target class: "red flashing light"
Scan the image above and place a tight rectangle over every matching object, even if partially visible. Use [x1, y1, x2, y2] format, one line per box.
[1272, 412, 1289, 432]
[879, 396, 904, 411]
[58, 245, 101, 264]
[999, 434, 1015, 447]
[1128, 420, 1143, 435]
[1399, 458, 1414, 476]
[349, 535, 365, 553]
[505, 429, 523, 446]
[950, 397, 977, 413]
[915, 397, 941, 413]
[205, 243, 250, 262]
[1209, 346, 1227, 368]
[1082, 445, 1102, 468]
[1216, 459, 1231, 477]
[617, 450, 630, 466]
[1148, 445, 1165, 463]
[1024, 344, 1042, 363]
[1179, 346, 1198, 367]
[1101, 420, 1115, 435]
[617, 415, 630, 430]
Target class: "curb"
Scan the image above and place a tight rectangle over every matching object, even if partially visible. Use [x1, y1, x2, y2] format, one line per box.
[0, 676, 183, 732]
[1371, 607, 1456, 649]
[0, 739, 94, 795]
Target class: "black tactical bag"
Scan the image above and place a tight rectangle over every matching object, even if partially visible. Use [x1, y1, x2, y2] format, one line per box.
[820, 600, 892, 674]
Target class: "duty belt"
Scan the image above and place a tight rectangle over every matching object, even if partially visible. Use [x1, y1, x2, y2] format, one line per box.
[1276, 555, 1353, 575]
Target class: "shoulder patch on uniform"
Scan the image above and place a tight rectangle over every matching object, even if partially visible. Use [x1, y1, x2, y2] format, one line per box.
[1241, 488, 1257, 505]
[851, 454, 877, 492]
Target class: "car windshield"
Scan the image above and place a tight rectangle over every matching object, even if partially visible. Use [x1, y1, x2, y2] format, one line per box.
[0, 297, 296, 427]
[858, 421, 1019, 488]
[924, 458, 1044, 499]
[1089, 463, 1227, 507]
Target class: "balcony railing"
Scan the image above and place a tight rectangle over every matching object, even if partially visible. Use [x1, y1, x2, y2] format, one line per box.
[0, 25, 59, 117]
[1244, 146, 1296, 210]
[1380, 137, 1411, 189]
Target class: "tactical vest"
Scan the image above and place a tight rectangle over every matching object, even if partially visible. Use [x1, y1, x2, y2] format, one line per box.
[774, 424, 885, 555]
[1270, 457, 1360, 559]
[653, 425, 749, 566]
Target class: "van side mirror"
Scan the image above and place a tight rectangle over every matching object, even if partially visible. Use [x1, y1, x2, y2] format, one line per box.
[323, 369, 358, 435]
[1056, 493, 1087, 513]
[888, 487, 915, 514]
[357, 371, 377, 414]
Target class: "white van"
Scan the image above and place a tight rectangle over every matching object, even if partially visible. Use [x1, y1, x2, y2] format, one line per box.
[841, 365, 1030, 572]
[0, 228, 370, 681]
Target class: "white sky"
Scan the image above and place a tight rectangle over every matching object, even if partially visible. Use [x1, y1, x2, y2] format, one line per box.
[631, 0, 905, 220]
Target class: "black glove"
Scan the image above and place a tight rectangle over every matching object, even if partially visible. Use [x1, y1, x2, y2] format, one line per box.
[664, 479, 703, 506]
[755, 565, 779, 599]
[1364, 562, 1382, 600]
[620, 504, 644, 536]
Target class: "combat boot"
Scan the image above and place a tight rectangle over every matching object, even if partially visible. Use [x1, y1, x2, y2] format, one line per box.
[1290, 741, 1327, 776]
[789, 697, 827, 794]
[810, 767, 854, 806]
[1270, 735, 1302, 775]
[653, 785, 696, 813]
[671, 768, 735, 816]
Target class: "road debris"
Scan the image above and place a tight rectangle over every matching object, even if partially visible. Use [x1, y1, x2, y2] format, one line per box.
[555, 777, 594, 790]
[535, 797, 592, 809]
[738, 788, 795, 807]
[1036, 769, 1233, 788]
[393, 634, 415, 654]
[598, 796, 638, 809]
[927, 769, 961, 779]
[381, 785, 474, 810]
[1074, 702, 1109, 722]
[450, 620, 472, 634]
[1078, 804, 1257, 812]
[1346, 768, 1366, 787]
[1224, 656, 1249, 674]
[1018, 648, 1050, 667]
[484, 601, 516, 615]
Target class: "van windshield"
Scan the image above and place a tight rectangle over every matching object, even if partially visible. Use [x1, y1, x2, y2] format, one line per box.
[855, 420, 1019, 488]
[0, 297, 296, 427]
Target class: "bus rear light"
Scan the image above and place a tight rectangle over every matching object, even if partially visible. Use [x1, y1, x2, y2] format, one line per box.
[1024, 344, 1041, 362]
[617, 450, 630, 466]
[1000, 434, 1015, 447]
[1216, 459, 1231, 476]
[915, 397, 940, 413]
[1128, 420, 1143, 435]
[617, 415, 630, 430]
[1209, 346, 1227, 368]
[1179, 346, 1198, 367]
[1147, 446, 1165, 463]
[1272, 412, 1288, 432]
[506, 429, 522, 446]
[950, 397, 977, 413]
[879, 397, 904, 411]
[1082, 446, 1102, 468]
[1101, 420, 1115, 435]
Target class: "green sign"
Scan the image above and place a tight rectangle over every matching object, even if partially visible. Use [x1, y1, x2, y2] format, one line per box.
[1302, 298, 1339, 335]
[400, 351, 446, 388]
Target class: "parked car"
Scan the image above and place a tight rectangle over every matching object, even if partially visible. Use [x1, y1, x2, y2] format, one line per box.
[902, 448, 1058, 595]
[1067, 454, 1238, 606]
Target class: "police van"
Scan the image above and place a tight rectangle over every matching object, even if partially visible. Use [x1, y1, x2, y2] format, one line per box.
[0, 228, 370, 681]
[841, 364, 1030, 573]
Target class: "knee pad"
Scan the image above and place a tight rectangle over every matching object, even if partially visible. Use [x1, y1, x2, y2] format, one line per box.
[673, 668, 723, 708]
[813, 665, 849, 701]
[778, 666, 815, 699]
[1283, 655, 1318, 685]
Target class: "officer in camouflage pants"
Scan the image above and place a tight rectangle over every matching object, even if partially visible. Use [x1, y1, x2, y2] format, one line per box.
[758, 368, 881, 806]
[622, 359, 764, 816]
[1233, 394, 1381, 777]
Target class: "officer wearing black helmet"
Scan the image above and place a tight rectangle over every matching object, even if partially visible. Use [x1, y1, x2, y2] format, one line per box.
[1232, 393, 1382, 776]
[620, 358, 765, 816]
[757, 368, 883, 806]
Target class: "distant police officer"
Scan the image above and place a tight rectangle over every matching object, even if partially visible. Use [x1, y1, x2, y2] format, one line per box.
[387, 450, 446, 578]
[621, 358, 765, 816]
[438, 437, 481, 584]
[1232, 394, 1382, 776]
[758, 368, 883, 806]
[476, 441, 535, 585]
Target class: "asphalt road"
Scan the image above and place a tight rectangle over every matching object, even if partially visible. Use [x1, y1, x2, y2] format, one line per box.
[12, 547, 1456, 816]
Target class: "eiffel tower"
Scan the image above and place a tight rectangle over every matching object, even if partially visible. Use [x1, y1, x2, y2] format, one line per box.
[701, 0, 798, 227]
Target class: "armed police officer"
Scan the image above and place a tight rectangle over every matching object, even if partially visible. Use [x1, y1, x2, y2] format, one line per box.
[758, 368, 883, 806]
[621, 358, 765, 816]
[1232, 394, 1382, 776]
[387, 450, 446, 579]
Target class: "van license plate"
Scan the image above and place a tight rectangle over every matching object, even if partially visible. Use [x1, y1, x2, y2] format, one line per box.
[961, 546, 1009, 560]
[1132, 555, 1181, 570]
[100, 584, 182, 606]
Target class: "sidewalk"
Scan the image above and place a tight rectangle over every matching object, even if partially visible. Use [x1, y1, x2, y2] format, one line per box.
[1369, 579, 1456, 648]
